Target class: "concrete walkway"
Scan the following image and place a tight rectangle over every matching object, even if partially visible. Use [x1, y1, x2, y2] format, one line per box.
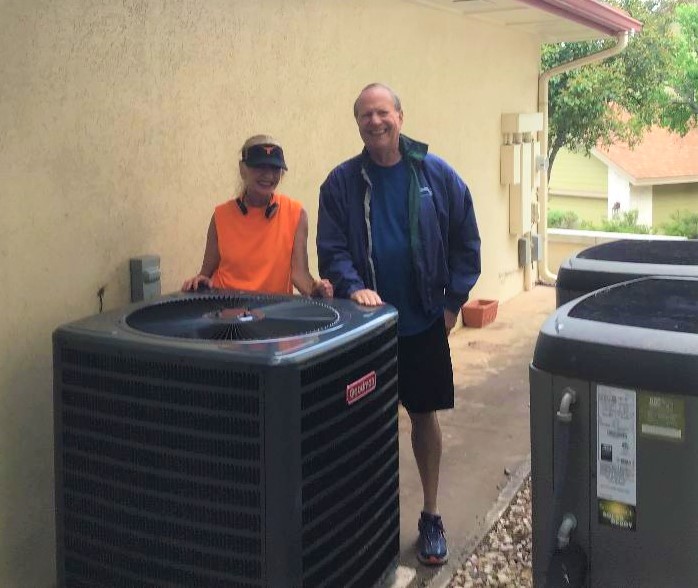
[394, 284, 556, 588]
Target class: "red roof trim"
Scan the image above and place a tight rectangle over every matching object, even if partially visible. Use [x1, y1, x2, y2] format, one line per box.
[515, 0, 643, 36]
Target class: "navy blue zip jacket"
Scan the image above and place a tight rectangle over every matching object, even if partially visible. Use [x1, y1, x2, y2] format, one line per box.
[317, 134, 481, 316]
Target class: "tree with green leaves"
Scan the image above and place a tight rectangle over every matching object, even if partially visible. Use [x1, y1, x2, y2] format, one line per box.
[661, 3, 698, 132]
[543, 0, 694, 178]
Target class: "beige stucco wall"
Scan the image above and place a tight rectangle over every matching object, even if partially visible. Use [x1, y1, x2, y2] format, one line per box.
[0, 1, 540, 585]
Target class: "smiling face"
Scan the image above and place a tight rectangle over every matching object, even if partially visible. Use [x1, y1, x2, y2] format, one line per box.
[354, 86, 403, 165]
[240, 163, 283, 203]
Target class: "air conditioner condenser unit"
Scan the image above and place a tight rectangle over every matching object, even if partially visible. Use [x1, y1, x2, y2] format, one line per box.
[53, 291, 400, 588]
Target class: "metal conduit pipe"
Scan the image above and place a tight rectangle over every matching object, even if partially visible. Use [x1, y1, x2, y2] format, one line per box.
[537, 31, 630, 284]
[524, 231, 534, 291]
[556, 387, 577, 422]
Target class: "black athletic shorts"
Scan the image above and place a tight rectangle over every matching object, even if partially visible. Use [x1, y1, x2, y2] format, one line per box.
[397, 316, 454, 414]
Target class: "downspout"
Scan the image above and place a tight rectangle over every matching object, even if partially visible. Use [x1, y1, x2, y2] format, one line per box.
[537, 31, 630, 284]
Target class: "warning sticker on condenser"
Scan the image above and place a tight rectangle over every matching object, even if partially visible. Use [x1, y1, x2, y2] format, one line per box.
[638, 393, 684, 442]
[597, 384, 636, 530]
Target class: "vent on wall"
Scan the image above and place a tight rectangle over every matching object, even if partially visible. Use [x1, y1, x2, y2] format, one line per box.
[53, 291, 399, 588]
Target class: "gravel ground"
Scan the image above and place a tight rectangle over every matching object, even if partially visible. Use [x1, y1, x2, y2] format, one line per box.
[447, 476, 532, 588]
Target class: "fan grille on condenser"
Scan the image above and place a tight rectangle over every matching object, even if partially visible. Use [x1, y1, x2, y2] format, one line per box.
[126, 294, 340, 341]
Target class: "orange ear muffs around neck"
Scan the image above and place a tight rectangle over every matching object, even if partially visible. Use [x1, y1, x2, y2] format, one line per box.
[236, 196, 277, 219]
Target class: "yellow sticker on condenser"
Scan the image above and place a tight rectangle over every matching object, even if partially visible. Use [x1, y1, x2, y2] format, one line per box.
[638, 393, 685, 442]
[598, 499, 636, 531]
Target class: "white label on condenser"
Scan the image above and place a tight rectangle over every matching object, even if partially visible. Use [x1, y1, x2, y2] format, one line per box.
[597, 384, 637, 506]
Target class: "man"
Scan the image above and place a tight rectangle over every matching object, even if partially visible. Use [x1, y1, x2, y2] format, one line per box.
[317, 83, 481, 565]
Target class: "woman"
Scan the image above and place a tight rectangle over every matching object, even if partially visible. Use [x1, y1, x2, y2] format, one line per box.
[182, 134, 332, 298]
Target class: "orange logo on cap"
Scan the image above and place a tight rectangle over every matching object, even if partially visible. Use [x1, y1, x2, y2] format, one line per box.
[262, 146, 275, 155]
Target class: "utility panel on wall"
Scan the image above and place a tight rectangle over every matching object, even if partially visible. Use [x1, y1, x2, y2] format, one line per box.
[130, 255, 161, 302]
[501, 113, 543, 236]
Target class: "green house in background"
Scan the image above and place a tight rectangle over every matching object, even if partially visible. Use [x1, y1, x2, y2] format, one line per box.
[549, 148, 608, 226]
[549, 126, 698, 229]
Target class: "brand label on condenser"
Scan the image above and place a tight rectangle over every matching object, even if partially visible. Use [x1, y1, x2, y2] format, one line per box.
[346, 371, 377, 405]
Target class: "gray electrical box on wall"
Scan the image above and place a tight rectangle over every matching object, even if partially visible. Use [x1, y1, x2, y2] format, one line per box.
[518, 237, 532, 267]
[130, 255, 161, 302]
[531, 234, 543, 261]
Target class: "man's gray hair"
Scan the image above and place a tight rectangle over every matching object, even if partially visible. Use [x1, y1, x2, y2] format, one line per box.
[353, 83, 402, 118]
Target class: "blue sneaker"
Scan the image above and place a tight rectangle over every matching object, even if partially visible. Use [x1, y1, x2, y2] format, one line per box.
[417, 511, 449, 565]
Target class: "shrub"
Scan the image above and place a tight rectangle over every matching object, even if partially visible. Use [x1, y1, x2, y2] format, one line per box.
[598, 210, 651, 234]
[660, 210, 698, 239]
[548, 209, 580, 229]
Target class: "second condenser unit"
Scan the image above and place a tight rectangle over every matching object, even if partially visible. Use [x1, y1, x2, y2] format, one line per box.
[531, 277, 698, 587]
[556, 238, 698, 307]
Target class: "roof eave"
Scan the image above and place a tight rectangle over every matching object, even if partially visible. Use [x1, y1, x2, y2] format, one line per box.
[516, 0, 643, 37]
[633, 175, 698, 186]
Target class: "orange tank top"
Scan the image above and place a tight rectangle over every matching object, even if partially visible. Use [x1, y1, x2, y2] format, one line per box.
[211, 194, 302, 294]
